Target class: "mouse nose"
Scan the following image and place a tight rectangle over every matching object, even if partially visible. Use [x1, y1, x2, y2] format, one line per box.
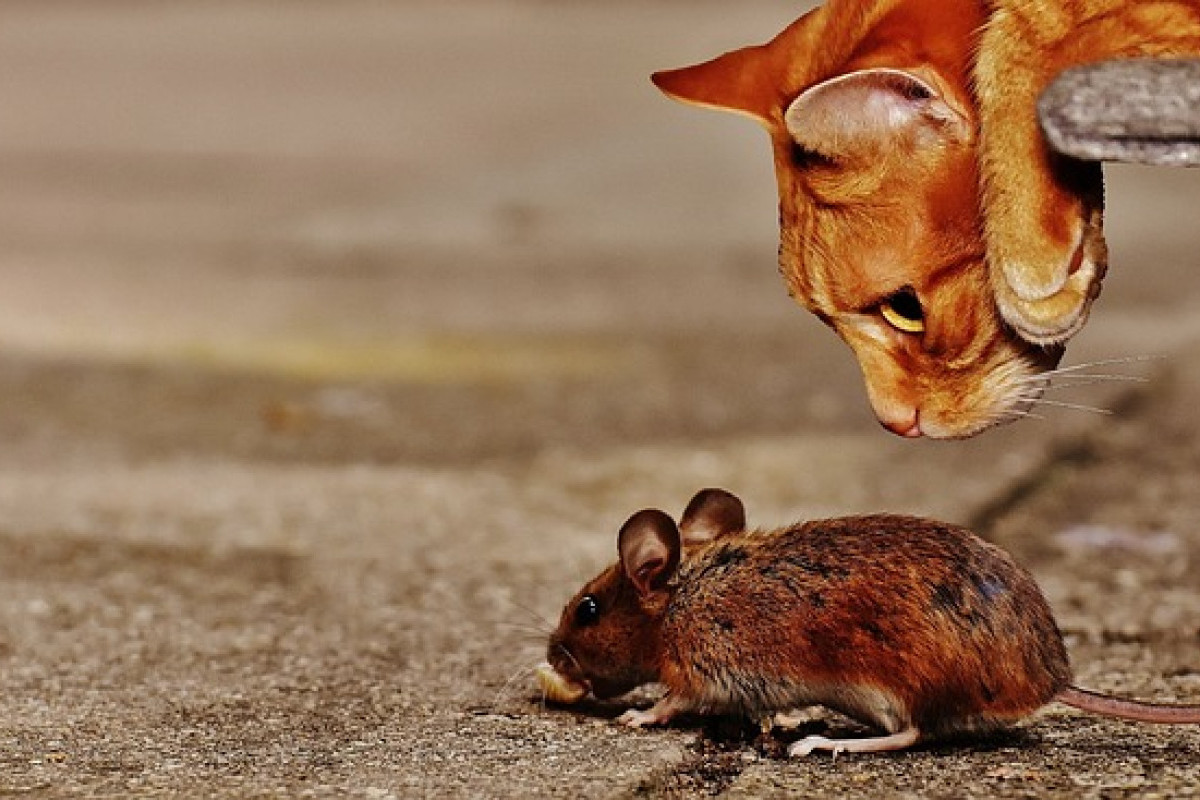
[880, 411, 922, 438]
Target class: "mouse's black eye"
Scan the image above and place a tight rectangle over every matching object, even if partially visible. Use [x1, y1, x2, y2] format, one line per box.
[574, 595, 600, 627]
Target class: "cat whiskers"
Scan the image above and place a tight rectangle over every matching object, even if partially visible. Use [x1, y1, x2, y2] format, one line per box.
[1015, 355, 1160, 384]
[999, 406, 1045, 421]
[1016, 396, 1114, 416]
[1006, 355, 1159, 421]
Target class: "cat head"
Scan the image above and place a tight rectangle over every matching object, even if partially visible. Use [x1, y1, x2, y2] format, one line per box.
[652, 1, 1062, 438]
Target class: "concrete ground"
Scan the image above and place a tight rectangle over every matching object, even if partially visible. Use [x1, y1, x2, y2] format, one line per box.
[1, 1, 1199, 797]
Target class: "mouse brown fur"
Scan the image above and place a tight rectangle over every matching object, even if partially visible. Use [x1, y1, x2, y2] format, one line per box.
[540, 488, 1200, 756]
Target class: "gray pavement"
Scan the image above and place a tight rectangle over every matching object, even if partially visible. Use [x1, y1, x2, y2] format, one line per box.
[1, 2, 1199, 797]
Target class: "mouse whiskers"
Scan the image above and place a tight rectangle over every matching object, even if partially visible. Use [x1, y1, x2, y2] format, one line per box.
[493, 620, 552, 643]
[490, 662, 539, 712]
[508, 598, 556, 632]
[555, 643, 584, 678]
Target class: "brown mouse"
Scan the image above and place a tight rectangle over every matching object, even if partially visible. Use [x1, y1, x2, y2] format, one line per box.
[537, 488, 1200, 756]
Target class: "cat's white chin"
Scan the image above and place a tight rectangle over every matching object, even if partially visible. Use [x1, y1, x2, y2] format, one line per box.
[912, 415, 1010, 441]
[868, 347, 1064, 440]
[887, 415, 1004, 440]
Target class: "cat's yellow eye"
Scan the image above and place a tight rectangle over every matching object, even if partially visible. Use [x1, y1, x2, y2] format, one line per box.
[879, 289, 925, 334]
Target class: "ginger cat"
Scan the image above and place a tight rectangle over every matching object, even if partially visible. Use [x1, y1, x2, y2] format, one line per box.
[653, 0, 1200, 438]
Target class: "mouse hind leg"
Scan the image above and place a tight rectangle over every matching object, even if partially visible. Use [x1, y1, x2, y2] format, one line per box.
[788, 726, 920, 758]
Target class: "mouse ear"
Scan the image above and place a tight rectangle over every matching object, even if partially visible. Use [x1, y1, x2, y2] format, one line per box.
[618, 509, 682, 597]
[679, 488, 746, 547]
[784, 68, 969, 164]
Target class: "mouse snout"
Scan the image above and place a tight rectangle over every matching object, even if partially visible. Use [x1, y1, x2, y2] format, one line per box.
[540, 635, 591, 704]
[535, 660, 589, 705]
[545, 635, 586, 686]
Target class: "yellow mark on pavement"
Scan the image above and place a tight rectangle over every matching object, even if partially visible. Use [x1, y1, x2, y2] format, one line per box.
[8, 332, 634, 383]
[183, 335, 633, 382]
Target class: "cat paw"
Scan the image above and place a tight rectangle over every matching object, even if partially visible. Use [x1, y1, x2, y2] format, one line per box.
[993, 250, 1102, 345]
[980, 109, 1107, 345]
[989, 200, 1107, 345]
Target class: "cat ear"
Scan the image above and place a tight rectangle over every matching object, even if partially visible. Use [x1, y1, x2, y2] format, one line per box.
[618, 509, 682, 597]
[784, 68, 969, 161]
[679, 488, 746, 547]
[651, 8, 829, 125]
[651, 45, 778, 125]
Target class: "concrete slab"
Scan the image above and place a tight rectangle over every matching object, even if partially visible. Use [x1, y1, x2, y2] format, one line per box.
[0, 2, 1199, 797]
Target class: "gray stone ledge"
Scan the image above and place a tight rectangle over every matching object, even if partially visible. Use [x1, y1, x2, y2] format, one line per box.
[1038, 58, 1200, 166]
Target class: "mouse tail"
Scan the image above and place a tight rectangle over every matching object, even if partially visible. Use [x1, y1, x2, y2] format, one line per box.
[1056, 685, 1200, 724]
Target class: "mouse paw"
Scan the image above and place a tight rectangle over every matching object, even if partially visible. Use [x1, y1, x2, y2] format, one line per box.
[771, 709, 814, 731]
[617, 695, 688, 728]
[617, 708, 665, 728]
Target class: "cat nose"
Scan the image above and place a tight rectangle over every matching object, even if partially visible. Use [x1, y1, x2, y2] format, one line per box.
[880, 412, 922, 438]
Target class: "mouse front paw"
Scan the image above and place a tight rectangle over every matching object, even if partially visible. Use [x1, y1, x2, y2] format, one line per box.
[617, 707, 666, 728]
[617, 695, 688, 728]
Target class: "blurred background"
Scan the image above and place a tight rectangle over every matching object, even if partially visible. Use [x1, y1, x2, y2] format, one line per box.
[2, 0, 1196, 467]
[0, 0, 876, 470]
